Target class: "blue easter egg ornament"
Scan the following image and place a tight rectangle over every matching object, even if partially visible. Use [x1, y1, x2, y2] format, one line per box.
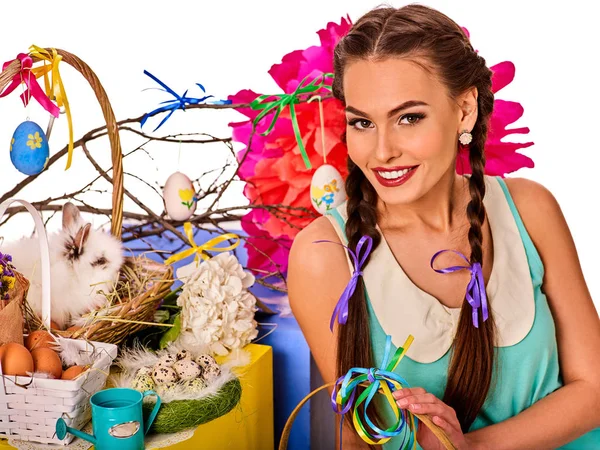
[10, 121, 50, 175]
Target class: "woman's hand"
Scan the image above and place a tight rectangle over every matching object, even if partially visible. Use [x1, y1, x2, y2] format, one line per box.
[394, 387, 470, 450]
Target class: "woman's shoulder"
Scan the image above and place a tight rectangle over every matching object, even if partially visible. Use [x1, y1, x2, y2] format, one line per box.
[502, 177, 561, 222]
[288, 216, 347, 282]
[501, 177, 566, 256]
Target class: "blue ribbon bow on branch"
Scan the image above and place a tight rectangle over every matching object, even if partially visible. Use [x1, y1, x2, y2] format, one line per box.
[141, 70, 232, 132]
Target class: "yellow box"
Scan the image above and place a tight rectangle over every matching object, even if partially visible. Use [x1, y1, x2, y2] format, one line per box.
[0, 344, 274, 450]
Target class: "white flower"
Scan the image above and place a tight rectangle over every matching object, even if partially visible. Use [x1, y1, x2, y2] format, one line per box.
[176, 253, 258, 356]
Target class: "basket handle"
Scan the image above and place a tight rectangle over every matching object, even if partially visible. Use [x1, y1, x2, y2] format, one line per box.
[0, 49, 124, 239]
[0, 199, 52, 329]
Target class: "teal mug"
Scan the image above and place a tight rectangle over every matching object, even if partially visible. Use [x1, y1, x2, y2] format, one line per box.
[56, 388, 161, 450]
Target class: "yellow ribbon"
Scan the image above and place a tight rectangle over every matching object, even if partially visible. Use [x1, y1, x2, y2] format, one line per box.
[164, 222, 240, 265]
[29, 45, 74, 170]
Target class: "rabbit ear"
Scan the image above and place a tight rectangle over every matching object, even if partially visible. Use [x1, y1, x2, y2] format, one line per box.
[62, 202, 83, 232]
[74, 223, 91, 250]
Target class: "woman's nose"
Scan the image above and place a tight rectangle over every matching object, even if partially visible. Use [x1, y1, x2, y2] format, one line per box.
[374, 129, 402, 163]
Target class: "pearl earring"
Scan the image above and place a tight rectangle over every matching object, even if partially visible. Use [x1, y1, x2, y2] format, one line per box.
[458, 130, 473, 146]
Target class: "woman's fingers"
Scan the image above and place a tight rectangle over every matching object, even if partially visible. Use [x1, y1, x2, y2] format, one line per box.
[392, 387, 426, 400]
[396, 392, 438, 407]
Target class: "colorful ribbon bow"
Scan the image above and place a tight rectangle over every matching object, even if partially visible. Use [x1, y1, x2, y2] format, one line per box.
[141, 70, 232, 132]
[29, 45, 75, 170]
[164, 222, 240, 265]
[314, 235, 373, 331]
[250, 72, 334, 170]
[430, 249, 489, 328]
[0, 53, 59, 117]
[332, 334, 417, 448]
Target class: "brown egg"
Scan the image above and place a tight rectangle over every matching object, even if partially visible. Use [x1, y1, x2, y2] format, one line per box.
[62, 365, 87, 380]
[31, 348, 63, 379]
[0, 343, 34, 376]
[50, 320, 62, 331]
[25, 330, 56, 351]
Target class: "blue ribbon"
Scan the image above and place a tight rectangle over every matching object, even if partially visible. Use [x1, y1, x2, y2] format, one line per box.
[141, 70, 232, 131]
[430, 249, 489, 328]
[314, 235, 373, 331]
[331, 335, 417, 449]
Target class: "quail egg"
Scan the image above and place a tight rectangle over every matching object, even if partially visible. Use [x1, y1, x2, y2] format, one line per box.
[152, 365, 178, 385]
[176, 349, 191, 360]
[195, 354, 217, 369]
[173, 359, 202, 381]
[156, 353, 177, 367]
[202, 363, 221, 382]
[135, 366, 153, 377]
[132, 374, 156, 392]
[184, 377, 207, 394]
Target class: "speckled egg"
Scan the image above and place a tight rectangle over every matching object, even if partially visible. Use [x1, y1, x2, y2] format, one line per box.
[132, 373, 156, 392]
[202, 363, 221, 382]
[195, 354, 217, 369]
[309, 164, 346, 215]
[163, 172, 197, 221]
[176, 350, 191, 361]
[156, 382, 178, 397]
[152, 365, 178, 385]
[184, 377, 207, 394]
[136, 366, 153, 377]
[173, 359, 201, 381]
[156, 353, 177, 367]
[10, 121, 50, 176]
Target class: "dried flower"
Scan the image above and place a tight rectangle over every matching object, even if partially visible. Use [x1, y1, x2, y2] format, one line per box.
[0, 252, 16, 300]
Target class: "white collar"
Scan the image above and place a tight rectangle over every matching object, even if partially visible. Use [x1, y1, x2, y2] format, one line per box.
[328, 176, 535, 363]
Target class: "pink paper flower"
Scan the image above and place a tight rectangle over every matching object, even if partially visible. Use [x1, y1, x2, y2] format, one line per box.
[456, 61, 534, 176]
[229, 17, 351, 275]
[230, 18, 534, 276]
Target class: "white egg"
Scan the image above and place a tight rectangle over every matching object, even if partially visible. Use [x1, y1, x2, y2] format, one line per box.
[163, 172, 197, 221]
[309, 164, 346, 215]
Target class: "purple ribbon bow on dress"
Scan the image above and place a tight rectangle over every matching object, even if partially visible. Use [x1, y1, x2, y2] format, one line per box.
[314, 235, 373, 331]
[430, 249, 489, 328]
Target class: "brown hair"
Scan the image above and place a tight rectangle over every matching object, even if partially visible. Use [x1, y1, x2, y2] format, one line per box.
[332, 5, 496, 432]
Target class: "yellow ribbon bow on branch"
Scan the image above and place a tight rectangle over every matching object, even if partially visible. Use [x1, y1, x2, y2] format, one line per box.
[164, 222, 240, 265]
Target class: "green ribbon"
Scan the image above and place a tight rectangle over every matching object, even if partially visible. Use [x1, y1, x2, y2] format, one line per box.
[250, 73, 334, 170]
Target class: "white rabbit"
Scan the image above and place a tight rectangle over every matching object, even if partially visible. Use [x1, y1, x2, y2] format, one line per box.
[1, 202, 124, 329]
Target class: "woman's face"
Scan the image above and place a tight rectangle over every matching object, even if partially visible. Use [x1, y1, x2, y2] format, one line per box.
[342, 57, 475, 206]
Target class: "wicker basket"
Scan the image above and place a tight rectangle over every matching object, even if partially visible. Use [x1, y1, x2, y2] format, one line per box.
[0, 199, 118, 445]
[0, 48, 173, 345]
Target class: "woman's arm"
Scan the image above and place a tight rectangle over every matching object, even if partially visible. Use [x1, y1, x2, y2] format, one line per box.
[288, 216, 369, 449]
[466, 178, 600, 449]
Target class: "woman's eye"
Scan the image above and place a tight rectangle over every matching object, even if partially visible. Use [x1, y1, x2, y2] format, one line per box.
[347, 118, 373, 130]
[399, 113, 425, 125]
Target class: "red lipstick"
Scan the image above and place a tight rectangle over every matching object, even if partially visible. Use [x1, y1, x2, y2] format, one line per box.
[372, 165, 418, 187]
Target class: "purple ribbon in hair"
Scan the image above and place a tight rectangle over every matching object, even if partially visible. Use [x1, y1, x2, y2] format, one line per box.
[430, 250, 489, 328]
[314, 235, 373, 331]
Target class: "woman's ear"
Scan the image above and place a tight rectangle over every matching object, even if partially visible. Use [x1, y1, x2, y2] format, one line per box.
[457, 87, 479, 133]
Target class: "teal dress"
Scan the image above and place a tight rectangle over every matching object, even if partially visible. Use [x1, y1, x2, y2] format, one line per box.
[326, 176, 600, 449]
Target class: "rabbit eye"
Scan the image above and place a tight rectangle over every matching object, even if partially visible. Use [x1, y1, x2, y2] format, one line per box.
[92, 256, 108, 267]
[65, 243, 82, 262]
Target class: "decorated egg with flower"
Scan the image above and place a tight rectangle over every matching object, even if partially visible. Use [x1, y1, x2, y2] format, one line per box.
[310, 164, 346, 215]
[10, 121, 50, 176]
[163, 172, 197, 221]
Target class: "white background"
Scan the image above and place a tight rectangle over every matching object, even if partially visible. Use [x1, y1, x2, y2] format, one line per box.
[0, 0, 598, 307]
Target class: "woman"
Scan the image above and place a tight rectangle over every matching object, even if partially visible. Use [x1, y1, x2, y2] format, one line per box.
[288, 4, 600, 449]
